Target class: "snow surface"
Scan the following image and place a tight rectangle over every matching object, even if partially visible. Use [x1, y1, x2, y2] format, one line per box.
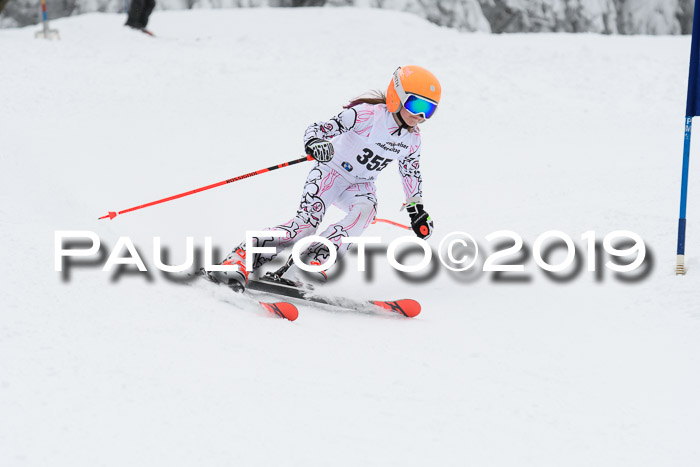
[1, 8, 700, 467]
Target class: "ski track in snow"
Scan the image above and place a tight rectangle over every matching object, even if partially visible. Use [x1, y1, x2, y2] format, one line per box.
[1, 8, 700, 467]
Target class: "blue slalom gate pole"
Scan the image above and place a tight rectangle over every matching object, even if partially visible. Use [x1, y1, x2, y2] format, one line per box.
[677, 0, 700, 275]
[677, 117, 692, 274]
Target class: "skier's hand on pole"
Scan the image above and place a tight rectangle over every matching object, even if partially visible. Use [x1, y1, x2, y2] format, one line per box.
[305, 138, 334, 162]
[405, 197, 433, 240]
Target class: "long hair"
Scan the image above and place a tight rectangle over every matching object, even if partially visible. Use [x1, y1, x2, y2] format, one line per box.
[344, 89, 417, 133]
[344, 90, 386, 109]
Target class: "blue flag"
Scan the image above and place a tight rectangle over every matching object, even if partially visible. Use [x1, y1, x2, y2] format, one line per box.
[687, 1, 700, 116]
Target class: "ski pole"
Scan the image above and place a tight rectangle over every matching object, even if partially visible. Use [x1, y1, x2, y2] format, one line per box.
[372, 218, 410, 230]
[99, 155, 314, 220]
[35, 0, 60, 40]
[40, 0, 49, 36]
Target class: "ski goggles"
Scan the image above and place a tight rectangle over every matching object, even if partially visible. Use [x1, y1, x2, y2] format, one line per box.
[403, 94, 438, 119]
[393, 67, 439, 119]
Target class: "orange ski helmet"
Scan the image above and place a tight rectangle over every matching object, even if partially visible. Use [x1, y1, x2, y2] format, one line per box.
[386, 65, 441, 119]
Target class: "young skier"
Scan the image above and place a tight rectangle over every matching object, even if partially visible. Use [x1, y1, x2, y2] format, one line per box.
[209, 65, 441, 290]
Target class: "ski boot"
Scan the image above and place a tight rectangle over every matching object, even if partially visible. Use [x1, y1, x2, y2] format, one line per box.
[199, 249, 249, 292]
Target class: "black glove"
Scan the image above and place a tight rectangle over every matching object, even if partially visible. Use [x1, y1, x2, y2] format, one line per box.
[305, 138, 334, 162]
[406, 200, 433, 239]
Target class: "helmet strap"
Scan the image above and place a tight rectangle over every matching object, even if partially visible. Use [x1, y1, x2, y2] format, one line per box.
[391, 108, 412, 136]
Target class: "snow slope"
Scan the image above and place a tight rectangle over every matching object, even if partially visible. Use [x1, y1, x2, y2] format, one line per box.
[1, 8, 700, 467]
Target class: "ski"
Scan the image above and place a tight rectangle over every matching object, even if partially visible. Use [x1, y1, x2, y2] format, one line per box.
[192, 270, 299, 321]
[246, 275, 421, 318]
[256, 301, 299, 321]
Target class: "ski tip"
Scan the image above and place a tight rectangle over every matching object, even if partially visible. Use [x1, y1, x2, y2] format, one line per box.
[371, 299, 421, 318]
[260, 302, 299, 321]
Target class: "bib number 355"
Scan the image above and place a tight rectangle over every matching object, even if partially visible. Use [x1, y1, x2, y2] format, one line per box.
[356, 148, 392, 171]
